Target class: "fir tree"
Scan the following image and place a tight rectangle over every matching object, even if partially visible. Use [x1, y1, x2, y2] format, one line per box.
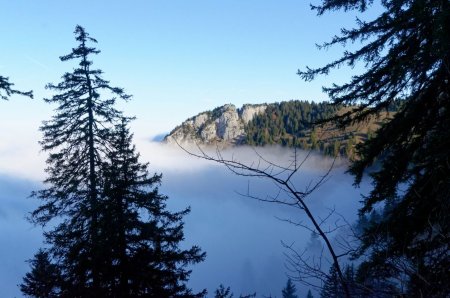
[282, 278, 298, 298]
[299, 1, 450, 296]
[320, 265, 342, 298]
[99, 120, 205, 297]
[25, 25, 205, 297]
[0, 75, 32, 100]
[306, 289, 314, 298]
[320, 264, 358, 298]
[353, 261, 397, 298]
[244, 100, 340, 149]
[214, 284, 233, 298]
[20, 250, 61, 298]
[27, 25, 131, 295]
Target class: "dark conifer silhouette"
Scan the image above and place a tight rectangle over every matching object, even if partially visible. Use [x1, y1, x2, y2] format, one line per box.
[0, 75, 32, 100]
[214, 284, 234, 298]
[353, 261, 397, 298]
[99, 119, 205, 297]
[282, 278, 298, 298]
[20, 250, 61, 298]
[320, 265, 341, 298]
[24, 25, 204, 297]
[28, 25, 130, 295]
[299, 1, 450, 296]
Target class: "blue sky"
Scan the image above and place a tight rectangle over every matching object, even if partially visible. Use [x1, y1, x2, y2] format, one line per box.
[0, 0, 371, 140]
[0, 2, 380, 295]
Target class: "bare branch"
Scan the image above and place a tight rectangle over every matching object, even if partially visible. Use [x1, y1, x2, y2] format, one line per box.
[175, 139, 352, 297]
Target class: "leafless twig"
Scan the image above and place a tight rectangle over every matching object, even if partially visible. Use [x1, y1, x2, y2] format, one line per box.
[176, 140, 352, 298]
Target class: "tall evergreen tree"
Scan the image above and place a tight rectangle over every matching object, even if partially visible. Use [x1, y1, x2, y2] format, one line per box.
[0, 75, 32, 100]
[27, 25, 130, 295]
[282, 278, 298, 298]
[24, 25, 204, 297]
[99, 119, 205, 297]
[320, 265, 342, 298]
[299, 1, 450, 296]
[21, 250, 61, 298]
[353, 260, 397, 298]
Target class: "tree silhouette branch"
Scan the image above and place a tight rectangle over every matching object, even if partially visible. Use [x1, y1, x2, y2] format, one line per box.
[177, 140, 352, 298]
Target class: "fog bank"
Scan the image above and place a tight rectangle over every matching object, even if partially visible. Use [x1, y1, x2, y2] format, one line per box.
[0, 142, 369, 297]
[139, 142, 370, 296]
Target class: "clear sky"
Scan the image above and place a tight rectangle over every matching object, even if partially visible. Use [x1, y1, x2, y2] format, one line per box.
[0, 0, 372, 142]
[0, 2, 381, 295]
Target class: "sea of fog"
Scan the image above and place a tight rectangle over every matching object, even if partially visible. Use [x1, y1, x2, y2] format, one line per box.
[0, 142, 370, 297]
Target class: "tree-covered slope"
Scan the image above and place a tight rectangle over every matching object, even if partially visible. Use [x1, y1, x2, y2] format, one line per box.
[245, 100, 395, 159]
[165, 100, 396, 159]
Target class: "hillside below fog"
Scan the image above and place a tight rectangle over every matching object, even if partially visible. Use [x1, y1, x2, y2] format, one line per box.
[164, 100, 396, 159]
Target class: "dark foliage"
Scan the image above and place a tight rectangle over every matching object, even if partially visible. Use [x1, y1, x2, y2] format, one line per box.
[353, 258, 398, 298]
[215, 284, 233, 298]
[243, 99, 393, 159]
[320, 265, 361, 298]
[0, 75, 33, 100]
[28, 25, 130, 295]
[21, 250, 61, 298]
[281, 278, 298, 298]
[300, 0, 450, 296]
[24, 25, 204, 297]
[320, 265, 342, 298]
[99, 120, 205, 297]
[245, 100, 339, 149]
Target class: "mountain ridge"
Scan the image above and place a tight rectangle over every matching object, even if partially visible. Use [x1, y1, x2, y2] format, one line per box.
[164, 100, 394, 159]
[164, 103, 268, 146]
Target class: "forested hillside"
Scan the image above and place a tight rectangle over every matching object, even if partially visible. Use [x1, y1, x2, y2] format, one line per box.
[166, 100, 396, 160]
[244, 100, 396, 159]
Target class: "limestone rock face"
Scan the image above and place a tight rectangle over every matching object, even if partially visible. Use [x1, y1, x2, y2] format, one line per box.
[193, 113, 208, 129]
[240, 104, 267, 124]
[164, 103, 267, 146]
[216, 104, 244, 141]
[200, 122, 216, 141]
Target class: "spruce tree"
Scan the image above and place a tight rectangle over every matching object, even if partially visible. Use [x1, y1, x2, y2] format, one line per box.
[299, 1, 450, 296]
[27, 25, 130, 295]
[282, 278, 298, 298]
[24, 25, 205, 297]
[353, 261, 397, 298]
[320, 265, 342, 298]
[214, 284, 233, 298]
[20, 250, 61, 298]
[99, 119, 205, 297]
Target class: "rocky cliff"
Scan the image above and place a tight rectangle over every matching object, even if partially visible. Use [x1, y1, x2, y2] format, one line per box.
[163, 99, 394, 159]
[164, 104, 267, 146]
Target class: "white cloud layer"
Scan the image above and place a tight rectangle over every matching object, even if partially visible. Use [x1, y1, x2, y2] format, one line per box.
[0, 141, 369, 297]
